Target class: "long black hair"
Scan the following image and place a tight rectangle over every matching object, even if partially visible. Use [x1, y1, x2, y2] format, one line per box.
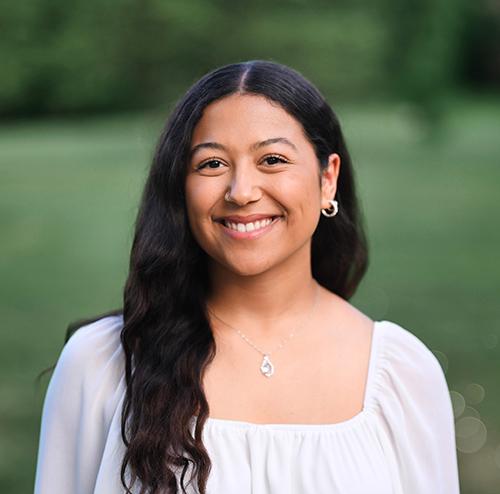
[59, 60, 368, 493]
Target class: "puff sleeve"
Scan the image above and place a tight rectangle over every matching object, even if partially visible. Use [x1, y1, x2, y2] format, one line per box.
[374, 321, 461, 493]
[34, 315, 125, 494]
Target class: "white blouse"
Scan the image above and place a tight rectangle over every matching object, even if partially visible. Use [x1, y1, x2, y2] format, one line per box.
[34, 314, 461, 493]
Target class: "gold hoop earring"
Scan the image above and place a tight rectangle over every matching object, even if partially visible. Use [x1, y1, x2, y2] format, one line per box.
[321, 199, 338, 217]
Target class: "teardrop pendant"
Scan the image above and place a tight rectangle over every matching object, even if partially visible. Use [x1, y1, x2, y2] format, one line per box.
[260, 354, 274, 377]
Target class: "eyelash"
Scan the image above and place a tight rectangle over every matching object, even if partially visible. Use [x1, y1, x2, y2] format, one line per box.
[196, 154, 289, 170]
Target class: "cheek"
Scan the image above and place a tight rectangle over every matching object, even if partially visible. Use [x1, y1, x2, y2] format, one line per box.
[185, 178, 220, 239]
[281, 170, 322, 221]
[185, 181, 206, 232]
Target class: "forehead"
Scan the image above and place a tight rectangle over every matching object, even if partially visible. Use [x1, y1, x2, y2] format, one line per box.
[191, 93, 308, 146]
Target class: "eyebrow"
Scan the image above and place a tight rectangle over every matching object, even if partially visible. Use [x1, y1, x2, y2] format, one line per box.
[189, 137, 298, 158]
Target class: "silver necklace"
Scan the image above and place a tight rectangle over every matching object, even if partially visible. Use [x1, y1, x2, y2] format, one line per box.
[208, 284, 320, 378]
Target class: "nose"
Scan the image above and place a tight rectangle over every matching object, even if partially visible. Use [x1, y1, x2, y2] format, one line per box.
[226, 164, 262, 205]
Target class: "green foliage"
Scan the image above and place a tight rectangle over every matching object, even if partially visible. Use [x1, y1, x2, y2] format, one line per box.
[219, 6, 390, 101]
[0, 0, 230, 115]
[3, 0, 495, 116]
[460, 0, 500, 88]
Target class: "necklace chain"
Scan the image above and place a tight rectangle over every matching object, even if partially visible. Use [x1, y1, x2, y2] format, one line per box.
[207, 283, 321, 377]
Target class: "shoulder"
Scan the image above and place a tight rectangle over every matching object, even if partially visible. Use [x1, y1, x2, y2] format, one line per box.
[35, 314, 126, 493]
[377, 319, 442, 371]
[372, 321, 460, 491]
[55, 314, 125, 388]
[61, 314, 124, 362]
[374, 319, 450, 407]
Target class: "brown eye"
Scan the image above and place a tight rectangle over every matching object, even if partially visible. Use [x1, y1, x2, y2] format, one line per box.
[197, 159, 224, 170]
[262, 155, 288, 166]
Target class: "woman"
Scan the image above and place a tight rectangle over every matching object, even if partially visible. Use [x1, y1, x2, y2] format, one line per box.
[34, 60, 460, 494]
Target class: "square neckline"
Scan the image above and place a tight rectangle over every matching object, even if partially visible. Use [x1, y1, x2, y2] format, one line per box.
[196, 320, 385, 432]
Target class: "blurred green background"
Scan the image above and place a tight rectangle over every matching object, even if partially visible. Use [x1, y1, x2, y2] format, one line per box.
[1, 0, 499, 492]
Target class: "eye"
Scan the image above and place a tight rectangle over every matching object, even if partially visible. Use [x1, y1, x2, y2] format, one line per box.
[195, 158, 226, 171]
[261, 154, 289, 166]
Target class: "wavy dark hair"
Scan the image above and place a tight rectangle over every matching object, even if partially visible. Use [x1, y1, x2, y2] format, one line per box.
[46, 60, 369, 493]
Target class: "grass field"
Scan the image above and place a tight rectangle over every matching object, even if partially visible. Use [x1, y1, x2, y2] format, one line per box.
[1, 97, 499, 493]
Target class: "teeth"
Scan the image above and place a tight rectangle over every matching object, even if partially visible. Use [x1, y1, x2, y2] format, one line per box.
[224, 217, 276, 232]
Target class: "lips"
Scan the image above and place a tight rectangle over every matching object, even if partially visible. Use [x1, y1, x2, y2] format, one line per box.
[214, 214, 282, 224]
[213, 214, 283, 236]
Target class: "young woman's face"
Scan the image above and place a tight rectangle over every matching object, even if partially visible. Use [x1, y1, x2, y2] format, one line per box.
[185, 93, 339, 277]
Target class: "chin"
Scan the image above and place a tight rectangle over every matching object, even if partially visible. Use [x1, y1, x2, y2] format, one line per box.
[217, 256, 279, 278]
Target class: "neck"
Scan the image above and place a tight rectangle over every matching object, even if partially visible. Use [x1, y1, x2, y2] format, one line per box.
[206, 252, 320, 339]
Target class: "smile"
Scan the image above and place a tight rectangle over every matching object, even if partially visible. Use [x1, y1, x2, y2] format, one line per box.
[224, 217, 274, 232]
[215, 215, 283, 239]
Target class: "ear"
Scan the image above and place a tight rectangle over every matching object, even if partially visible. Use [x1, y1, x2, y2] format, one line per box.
[320, 153, 341, 209]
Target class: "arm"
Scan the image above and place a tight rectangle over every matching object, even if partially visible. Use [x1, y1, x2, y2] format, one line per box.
[34, 316, 124, 494]
[378, 322, 461, 493]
